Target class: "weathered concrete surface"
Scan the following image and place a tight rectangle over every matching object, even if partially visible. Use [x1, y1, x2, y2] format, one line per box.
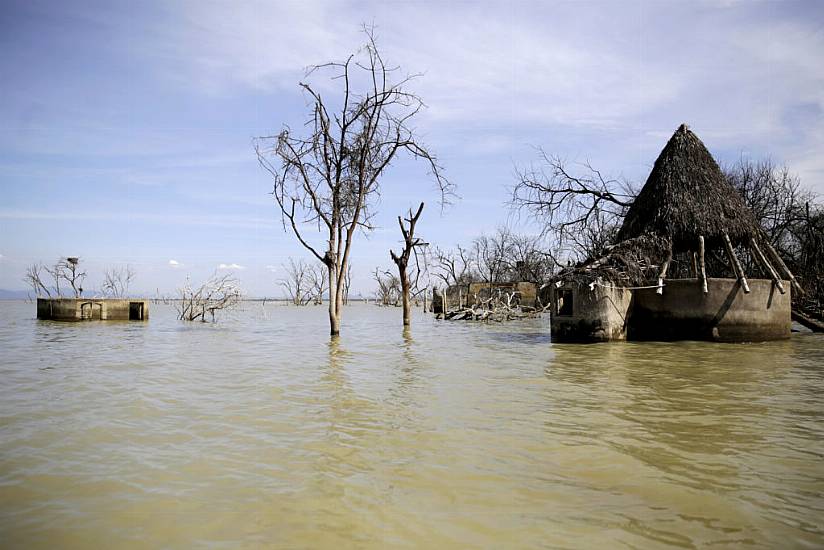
[550, 283, 633, 342]
[629, 278, 790, 342]
[37, 298, 149, 321]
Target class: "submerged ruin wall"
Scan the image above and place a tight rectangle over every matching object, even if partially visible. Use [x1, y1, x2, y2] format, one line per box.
[433, 282, 539, 313]
[37, 298, 149, 321]
[550, 278, 790, 343]
[629, 278, 790, 342]
[549, 283, 633, 342]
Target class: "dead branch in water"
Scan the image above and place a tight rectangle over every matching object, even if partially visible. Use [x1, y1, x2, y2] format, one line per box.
[176, 273, 242, 322]
[436, 288, 548, 323]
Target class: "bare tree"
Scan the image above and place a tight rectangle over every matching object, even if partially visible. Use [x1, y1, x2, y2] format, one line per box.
[45, 257, 87, 297]
[432, 245, 475, 288]
[373, 268, 400, 306]
[505, 233, 557, 283]
[342, 263, 352, 305]
[23, 263, 52, 297]
[280, 258, 313, 306]
[102, 265, 136, 298]
[511, 152, 633, 261]
[472, 228, 515, 286]
[176, 273, 242, 322]
[307, 262, 329, 305]
[255, 28, 451, 336]
[390, 202, 425, 325]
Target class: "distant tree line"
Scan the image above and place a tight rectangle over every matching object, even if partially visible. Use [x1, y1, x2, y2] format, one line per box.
[279, 258, 350, 306]
[431, 227, 555, 289]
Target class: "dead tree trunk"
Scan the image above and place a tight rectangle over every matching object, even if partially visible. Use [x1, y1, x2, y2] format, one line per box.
[391, 203, 425, 326]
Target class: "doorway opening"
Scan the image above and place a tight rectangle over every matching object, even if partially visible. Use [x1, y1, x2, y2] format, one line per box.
[129, 302, 144, 321]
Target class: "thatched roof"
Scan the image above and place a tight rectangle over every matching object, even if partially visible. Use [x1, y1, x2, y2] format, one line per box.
[616, 124, 760, 250]
[553, 234, 671, 287]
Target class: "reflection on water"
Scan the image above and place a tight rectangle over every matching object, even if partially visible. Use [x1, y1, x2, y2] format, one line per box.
[1, 301, 823, 548]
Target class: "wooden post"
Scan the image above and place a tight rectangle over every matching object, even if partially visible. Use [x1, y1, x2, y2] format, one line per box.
[698, 236, 708, 294]
[691, 252, 698, 278]
[657, 245, 673, 295]
[749, 237, 785, 294]
[722, 233, 750, 294]
[762, 239, 803, 296]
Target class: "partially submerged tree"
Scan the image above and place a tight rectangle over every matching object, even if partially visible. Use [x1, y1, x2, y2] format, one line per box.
[176, 273, 242, 322]
[255, 28, 451, 336]
[307, 262, 329, 305]
[342, 263, 352, 305]
[23, 263, 52, 297]
[373, 268, 400, 306]
[432, 245, 475, 288]
[434, 229, 553, 288]
[23, 257, 86, 298]
[280, 258, 313, 306]
[50, 257, 86, 297]
[102, 265, 136, 298]
[390, 202, 425, 325]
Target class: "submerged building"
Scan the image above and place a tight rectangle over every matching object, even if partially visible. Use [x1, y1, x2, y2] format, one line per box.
[549, 124, 796, 342]
[432, 281, 538, 314]
[37, 298, 149, 321]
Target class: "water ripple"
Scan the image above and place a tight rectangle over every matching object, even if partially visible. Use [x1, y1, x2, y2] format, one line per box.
[1, 301, 823, 548]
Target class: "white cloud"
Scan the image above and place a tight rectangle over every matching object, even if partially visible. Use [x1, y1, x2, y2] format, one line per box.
[218, 263, 245, 270]
[169, 259, 181, 268]
[155, 1, 823, 188]
[265, 265, 277, 273]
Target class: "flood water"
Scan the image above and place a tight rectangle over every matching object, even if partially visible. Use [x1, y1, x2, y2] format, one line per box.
[1, 300, 823, 548]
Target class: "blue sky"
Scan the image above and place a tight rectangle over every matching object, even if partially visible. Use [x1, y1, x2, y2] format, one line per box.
[1, 0, 822, 297]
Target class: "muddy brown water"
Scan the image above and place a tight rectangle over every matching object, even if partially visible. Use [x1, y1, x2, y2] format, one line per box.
[1, 301, 823, 548]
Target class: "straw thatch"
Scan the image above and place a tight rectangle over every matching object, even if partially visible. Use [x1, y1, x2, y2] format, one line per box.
[616, 124, 761, 250]
[553, 234, 670, 287]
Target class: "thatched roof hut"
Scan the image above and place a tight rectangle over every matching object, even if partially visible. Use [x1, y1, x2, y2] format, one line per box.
[548, 124, 799, 343]
[616, 124, 760, 250]
[554, 124, 801, 296]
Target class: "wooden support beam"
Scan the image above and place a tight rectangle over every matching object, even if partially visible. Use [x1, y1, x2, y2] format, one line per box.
[749, 237, 785, 294]
[656, 245, 673, 295]
[792, 309, 824, 332]
[698, 236, 708, 294]
[722, 233, 750, 293]
[691, 252, 698, 278]
[762, 239, 804, 296]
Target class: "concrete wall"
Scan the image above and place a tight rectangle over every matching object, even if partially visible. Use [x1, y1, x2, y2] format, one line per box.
[629, 278, 790, 342]
[549, 278, 789, 343]
[36, 298, 149, 321]
[550, 283, 633, 342]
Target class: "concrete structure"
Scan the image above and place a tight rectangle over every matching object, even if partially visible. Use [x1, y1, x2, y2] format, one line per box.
[433, 281, 538, 314]
[549, 283, 633, 342]
[549, 278, 790, 342]
[37, 298, 149, 321]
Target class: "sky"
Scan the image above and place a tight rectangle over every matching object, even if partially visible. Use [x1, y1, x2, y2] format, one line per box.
[1, 0, 822, 297]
